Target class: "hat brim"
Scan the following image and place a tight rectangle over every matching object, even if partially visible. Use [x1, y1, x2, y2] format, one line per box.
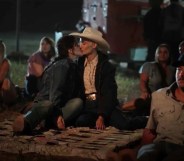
[70, 32, 110, 52]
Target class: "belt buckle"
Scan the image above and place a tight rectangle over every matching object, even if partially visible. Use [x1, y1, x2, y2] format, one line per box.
[86, 93, 96, 101]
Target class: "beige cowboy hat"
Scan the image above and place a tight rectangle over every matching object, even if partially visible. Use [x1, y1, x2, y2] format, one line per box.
[70, 27, 110, 51]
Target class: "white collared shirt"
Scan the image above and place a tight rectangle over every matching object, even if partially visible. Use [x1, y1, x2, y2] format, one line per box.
[83, 55, 98, 94]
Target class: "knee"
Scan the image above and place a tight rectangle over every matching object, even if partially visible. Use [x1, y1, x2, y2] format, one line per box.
[105, 151, 119, 161]
[105, 148, 138, 161]
[74, 98, 83, 110]
[110, 110, 129, 130]
[118, 148, 138, 161]
[67, 98, 83, 110]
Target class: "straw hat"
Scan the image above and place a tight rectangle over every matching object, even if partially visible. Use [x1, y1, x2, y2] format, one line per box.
[70, 27, 110, 51]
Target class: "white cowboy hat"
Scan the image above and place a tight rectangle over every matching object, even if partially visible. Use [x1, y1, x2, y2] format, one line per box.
[70, 27, 110, 51]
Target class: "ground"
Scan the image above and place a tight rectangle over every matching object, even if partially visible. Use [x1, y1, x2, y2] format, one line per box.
[0, 105, 143, 161]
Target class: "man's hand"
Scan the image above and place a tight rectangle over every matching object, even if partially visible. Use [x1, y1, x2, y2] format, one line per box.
[96, 115, 105, 130]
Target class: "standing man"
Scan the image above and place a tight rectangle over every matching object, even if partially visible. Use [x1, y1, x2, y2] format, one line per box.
[143, 0, 163, 61]
[70, 27, 118, 130]
[137, 55, 184, 161]
[160, 0, 184, 63]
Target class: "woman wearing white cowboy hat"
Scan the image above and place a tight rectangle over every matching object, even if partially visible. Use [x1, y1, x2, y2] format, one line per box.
[70, 27, 118, 130]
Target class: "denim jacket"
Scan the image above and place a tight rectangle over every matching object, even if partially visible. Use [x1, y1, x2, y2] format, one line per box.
[34, 57, 80, 109]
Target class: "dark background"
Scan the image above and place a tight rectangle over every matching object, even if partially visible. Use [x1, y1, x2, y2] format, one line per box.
[0, 0, 83, 32]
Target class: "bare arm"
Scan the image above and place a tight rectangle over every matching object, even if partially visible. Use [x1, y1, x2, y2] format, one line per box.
[29, 62, 44, 77]
[0, 60, 10, 85]
[140, 73, 150, 99]
[133, 128, 156, 153]
[141, 128, 156, 145]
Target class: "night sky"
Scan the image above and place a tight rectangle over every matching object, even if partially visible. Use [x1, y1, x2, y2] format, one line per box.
[0, 0, 83, 32]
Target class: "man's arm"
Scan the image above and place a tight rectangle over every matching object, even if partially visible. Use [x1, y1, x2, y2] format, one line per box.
[141, 128, 157, 145]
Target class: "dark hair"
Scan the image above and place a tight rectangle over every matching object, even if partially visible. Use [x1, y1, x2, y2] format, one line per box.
[56, 35, 77, 58]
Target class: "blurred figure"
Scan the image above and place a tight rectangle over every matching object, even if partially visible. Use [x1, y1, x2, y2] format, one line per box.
[13, 36, 83, 135]
[0, 40, 17, 107]
[143, 0, 164, 61]
[160, 0, 184, 63]
[70, 27, 118, 130]
[110, 44, 175, 130]
[25, 36, 56, 98]
[178, 40, 184, 58]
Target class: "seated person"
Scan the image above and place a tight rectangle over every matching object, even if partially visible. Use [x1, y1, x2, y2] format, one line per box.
[13, 35, 83, 135]
[110, 44, 175, 130]
[25, 36, 56, 98]
[137, 55, 184, 161]
[0, 40, 17, 107]
[70, 27, 119, 130]
[178, 40, 184, 59]
[106, 54, 184, 161]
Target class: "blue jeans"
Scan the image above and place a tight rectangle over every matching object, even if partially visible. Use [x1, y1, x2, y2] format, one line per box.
[24, 98, 83, 130]
[75, 100, 98, 128]
[137, 141, 184, 161]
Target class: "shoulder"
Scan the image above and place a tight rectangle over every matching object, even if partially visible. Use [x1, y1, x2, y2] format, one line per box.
[152, 87, 169, 100]
[28, 51, 42, 62]
[98, 53, 113, 66]
[51, 58, 70, 68]
[30, 51, 41, 58]
[142, 61, 155, 68]
[139, 61, 155, 73]
[0, 58, 11, 72]
[1, 58, 10, 66]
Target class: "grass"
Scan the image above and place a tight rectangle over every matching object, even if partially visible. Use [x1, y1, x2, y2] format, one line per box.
[11, 60, 27, 87]
[1, 32, 140, 100]
[116, 73, 140, 101]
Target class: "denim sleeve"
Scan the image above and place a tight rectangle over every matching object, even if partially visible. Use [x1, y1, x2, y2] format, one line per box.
[49, 62, 69, 108]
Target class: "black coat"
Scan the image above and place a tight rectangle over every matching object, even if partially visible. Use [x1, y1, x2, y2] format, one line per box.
[78, 52, 118, 120]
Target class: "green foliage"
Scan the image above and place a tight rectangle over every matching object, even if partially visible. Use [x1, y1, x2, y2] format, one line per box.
[11, 60, 27, 87]
[116, 73, 140, 101]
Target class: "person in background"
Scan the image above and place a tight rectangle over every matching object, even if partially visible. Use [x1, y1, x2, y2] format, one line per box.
[110, 44, 175, 130]
[70, 27, 118, 130]
[178, 40, 184, 59]
[136, 53, 184, 161]
[0, 40, 17, 107]
[13, 35, 83, 135]
[159, 0, 184, 63]
[25, 36, 56, 98]
[143, 0, 164, 61]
